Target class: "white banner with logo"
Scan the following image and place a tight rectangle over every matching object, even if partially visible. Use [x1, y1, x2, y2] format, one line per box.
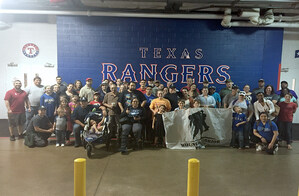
[163, 108, 232, 149]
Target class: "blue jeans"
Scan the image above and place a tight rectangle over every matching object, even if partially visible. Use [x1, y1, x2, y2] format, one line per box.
[231, 130, 244, 148]
[25, 106, 39, 130]
[120, 123, 142, 151]
[73, 123, 83, 146]
[243, 122, 251, 147]
[56, 130, 66, 145]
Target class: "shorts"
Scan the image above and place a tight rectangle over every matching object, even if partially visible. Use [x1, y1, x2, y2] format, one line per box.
[8, 113, 26, 127]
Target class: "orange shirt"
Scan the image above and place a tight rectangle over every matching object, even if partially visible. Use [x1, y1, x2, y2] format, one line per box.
[149, 98, 171, 112]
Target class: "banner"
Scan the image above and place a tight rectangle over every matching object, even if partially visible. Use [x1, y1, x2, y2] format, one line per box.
[163, 108, 232, 149]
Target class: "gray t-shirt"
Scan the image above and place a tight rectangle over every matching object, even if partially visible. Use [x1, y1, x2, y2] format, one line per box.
[54, 116, 67, 131]
[25, 85, 44, 107]
[229, 99, 253, 117]
[223, 93, 238, 107]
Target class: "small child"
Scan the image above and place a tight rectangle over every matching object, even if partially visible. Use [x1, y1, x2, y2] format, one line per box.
[59, 98, 72, 146]
[231, 106, 246, 149]
[152, 105, 166, 147]
[53, 108, 67, 147]
[69, 95, 79, 113]
[89, 119, 105, 135]
[193, 100, 201, 108]
[90, 93, 102, 106]
[175, 99, 185, 111]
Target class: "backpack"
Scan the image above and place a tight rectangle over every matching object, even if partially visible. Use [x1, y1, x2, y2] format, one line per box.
[24, 132, 35, 148]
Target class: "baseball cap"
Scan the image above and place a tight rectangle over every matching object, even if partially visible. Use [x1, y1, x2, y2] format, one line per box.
[225, 79, 233, 83]
[86, 78, 92, 81]
[281, 81, 288, 84]
[239, 91, 246, 96]
[169, 84, 176, 89]
[38, 106, 46, 110]
[256, 92, 264, 96]
[80, 97, 88, 102]
[154, 80, 160, 84]
[258, 79, 264, 82]
[209, 86, 216, 90]
[203, 80, 209, 84]
[232, 84, 239, 89]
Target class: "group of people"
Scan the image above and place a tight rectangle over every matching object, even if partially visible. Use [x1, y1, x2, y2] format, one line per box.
[4, 75, 297, 154]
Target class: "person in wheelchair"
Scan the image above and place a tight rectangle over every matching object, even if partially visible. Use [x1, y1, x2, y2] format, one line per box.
[119, 97, 145, 155]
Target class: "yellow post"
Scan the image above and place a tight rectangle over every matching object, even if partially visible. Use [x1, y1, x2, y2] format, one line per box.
[74, 158, 86, 196]
[187, 158, 200, 196]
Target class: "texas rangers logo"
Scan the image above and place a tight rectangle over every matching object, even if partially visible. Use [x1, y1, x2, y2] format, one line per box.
[22, 43, 39, 58]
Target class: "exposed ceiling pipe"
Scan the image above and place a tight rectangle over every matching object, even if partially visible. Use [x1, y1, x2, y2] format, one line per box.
[0, 9, 298, 28]
[0, 9, 224, 19]
[251, 9, 275, 25]
[230, 21, 299, 28]
[221, 8, 232, 28]
[275, 15, 299, 22]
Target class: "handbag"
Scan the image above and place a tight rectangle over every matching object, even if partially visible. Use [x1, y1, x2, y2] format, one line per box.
[265, 102, 280, 117]
[119, 116, 130, 125]
[272, 104, 280, 117]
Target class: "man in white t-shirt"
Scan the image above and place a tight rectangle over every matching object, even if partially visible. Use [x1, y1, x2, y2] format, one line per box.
[25, 76, 44, 129]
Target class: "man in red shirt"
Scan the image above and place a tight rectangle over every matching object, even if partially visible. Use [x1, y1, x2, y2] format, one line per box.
[4, 80, 30, 141]
[137, 79, 147, 94]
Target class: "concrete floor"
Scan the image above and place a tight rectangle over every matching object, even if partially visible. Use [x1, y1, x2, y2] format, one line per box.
[0, 138, 299, 196]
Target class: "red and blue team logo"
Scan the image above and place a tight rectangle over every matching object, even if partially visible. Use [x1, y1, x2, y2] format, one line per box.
[22, 43, 39, 58]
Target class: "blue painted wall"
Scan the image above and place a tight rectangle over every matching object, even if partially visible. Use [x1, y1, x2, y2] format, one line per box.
[57, 16, 283, 90]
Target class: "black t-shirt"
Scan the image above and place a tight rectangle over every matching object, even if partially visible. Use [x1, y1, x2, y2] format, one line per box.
[71, 105, 93, 123]
[27, 115, 51, 133]
[165, 93, 180, 111]
[128, 106, 145, 123]
[118, 90, 146, 109]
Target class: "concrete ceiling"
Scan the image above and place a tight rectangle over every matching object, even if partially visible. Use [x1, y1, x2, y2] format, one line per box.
[1, 0, 299, 16]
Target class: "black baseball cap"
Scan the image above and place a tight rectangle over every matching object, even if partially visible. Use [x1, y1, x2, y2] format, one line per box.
[38, 106, 46, 110]
[232, 84, 239, 89]
[80, 97, 88, 102]
[258, 79, 264, 82]
[169, 84, 176, 89]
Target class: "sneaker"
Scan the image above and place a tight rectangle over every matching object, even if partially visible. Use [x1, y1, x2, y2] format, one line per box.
[65, 140, 72, 146]
[287, 144, 292, 150]
[256, 145, 262, 152]
[121, 150, 128, 155]
[56, 143, 60, 147]
[61, 144, 65, 147]
[18, 134, 24, 139]
[274, 145, 279, 153]
[245, 145, 250, 149]
[10, 135, 16, 141]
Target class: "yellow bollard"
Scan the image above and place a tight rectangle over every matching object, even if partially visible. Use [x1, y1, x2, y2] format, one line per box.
[74, 158, 86, 196]
[187, 158, 200, 196]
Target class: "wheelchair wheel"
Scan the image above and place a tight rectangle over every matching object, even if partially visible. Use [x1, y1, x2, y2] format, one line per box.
[82, 139, 87, 149]
[86, 144, 92, 158]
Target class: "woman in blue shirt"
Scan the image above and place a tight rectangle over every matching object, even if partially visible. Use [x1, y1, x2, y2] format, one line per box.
[252, 112, 279, 155]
